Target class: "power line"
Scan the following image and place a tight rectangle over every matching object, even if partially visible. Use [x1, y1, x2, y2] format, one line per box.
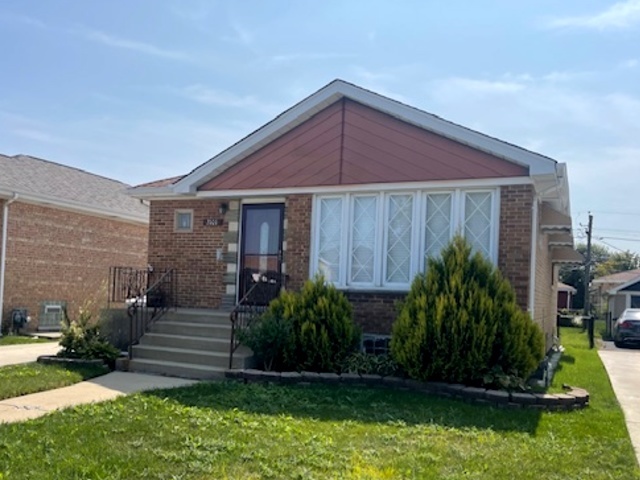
[590, 211, 640, 217]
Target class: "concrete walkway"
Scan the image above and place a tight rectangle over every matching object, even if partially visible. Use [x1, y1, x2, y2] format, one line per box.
[599, 343, 640, 465]
[0, 342, 62, 367]
[0, 371, 197, 424]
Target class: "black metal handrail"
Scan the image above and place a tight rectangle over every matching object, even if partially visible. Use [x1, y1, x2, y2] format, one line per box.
[229, 271, 286, 369]
[126, 269, 177, 358]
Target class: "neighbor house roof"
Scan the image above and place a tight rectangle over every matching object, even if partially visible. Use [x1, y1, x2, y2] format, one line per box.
[592, 268, 640, 285]
[0, 154, 148, 223]
[558, 282, 577, 294]
[130, 79, 570, 214]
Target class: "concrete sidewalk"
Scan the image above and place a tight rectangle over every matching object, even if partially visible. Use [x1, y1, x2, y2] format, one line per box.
[0, 342, 62, 367]
[599, 344, 640, 465]
[0, 371, 197, 424]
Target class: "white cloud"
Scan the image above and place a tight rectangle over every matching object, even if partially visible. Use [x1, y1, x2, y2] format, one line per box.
[547, 0, 640, 30]
[270, 52, 356, 64]
[81, 29, 195, 62]
[180, 85, 280, 115]
[0, 12, 46, 28]
[439, 77, 526, 94]
[223, 22, 254, 46]
[620, 58, 639, 68]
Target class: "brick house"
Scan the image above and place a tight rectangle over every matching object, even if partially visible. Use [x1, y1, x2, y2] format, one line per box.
[130, 80, 580, 353]
[0, 154, 149, 333]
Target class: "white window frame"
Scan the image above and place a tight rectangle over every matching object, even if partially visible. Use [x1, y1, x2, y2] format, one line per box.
[174, 209, 194, 232]
[382, 192, 418, 287]
[311, 187, 500, 291]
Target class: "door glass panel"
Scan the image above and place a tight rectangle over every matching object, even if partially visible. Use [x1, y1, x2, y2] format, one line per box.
[240, 204, 283, 302]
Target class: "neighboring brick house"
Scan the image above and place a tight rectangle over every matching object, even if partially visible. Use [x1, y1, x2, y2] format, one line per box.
[130, 80, 580, 351]
[0, 154, 149, 332]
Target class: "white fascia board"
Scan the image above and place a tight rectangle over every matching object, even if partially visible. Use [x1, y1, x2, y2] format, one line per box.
[608, 275, 640, 295]
[194, 176, 533, 199]
[127, 185, 176, 199]
[0, 189, 148, 225]
[172, 80, 557, 194]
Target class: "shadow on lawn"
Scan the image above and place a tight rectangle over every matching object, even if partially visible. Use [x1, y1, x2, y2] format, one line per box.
[143, 381, 543, 435]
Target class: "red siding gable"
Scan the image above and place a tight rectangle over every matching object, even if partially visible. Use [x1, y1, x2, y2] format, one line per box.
[198, 99, 528, 191]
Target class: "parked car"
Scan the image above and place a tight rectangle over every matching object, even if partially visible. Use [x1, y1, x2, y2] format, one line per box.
[613, 308, 640, 348]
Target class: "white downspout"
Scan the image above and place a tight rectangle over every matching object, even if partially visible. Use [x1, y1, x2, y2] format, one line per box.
[0, 193, 18, 337]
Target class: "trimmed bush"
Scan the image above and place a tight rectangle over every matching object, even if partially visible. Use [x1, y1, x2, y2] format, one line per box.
[391, 235, 544, 386]
[246, 276, 360, 373]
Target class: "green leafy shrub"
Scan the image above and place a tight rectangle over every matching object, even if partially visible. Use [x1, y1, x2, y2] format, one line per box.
[238, 312, 294, 371]
[250, 275, 360, 373]
[391, 235, 544, 387]
[341, 352, 401, 377]
[59, 307, 120, 368]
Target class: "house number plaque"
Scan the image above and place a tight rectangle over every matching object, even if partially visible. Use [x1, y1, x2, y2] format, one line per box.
[203, 218, 224, 226]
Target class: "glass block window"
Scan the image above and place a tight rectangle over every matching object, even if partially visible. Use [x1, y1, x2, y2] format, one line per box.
[174, 210, 193, 232]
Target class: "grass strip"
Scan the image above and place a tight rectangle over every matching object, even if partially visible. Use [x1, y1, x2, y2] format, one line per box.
[0, 336, 55, 346]
[0, 362, 109, 401]
[0, 327, 637, 479]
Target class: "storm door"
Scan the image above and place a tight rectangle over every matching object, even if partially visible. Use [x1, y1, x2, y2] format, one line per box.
[238, 203, 285, 304]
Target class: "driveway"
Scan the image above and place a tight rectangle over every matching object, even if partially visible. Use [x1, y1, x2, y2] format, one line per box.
[599, 341, 640, 465]
[0, 342, 61, 367]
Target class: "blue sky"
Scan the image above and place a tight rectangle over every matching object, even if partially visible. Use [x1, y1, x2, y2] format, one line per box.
[1, 1, 639, 253]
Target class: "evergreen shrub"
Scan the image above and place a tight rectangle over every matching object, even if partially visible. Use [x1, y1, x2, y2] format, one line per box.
[245, 276, 360, 373]
[391, 236, 544, 386]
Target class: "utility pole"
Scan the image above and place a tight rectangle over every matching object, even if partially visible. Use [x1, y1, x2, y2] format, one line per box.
[584, 213, 594, 348]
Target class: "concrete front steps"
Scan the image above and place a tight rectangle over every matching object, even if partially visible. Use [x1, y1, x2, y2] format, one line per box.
[129, 309, 254, 379]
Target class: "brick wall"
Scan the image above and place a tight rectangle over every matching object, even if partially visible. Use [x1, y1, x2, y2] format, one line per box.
[498, 184, 534, 311]
[345, 291, 405, 334]
[284, 195, 312, 291]
[534, 227, 556, 351]
[2, 201, 148, 331]
[147, 199, 228, 309]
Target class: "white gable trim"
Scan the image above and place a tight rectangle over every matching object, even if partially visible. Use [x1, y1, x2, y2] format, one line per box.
[608, 275, 640, 295]
[171, 80, 558, 194]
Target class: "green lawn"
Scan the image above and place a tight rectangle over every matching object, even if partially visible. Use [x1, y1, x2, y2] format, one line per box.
[0, 335, 55, 346]
[0, 328, 637, 479]
[0, 362, 109, 401]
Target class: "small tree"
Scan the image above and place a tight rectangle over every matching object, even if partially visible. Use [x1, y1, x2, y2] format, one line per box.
[391, 236, 544, 386]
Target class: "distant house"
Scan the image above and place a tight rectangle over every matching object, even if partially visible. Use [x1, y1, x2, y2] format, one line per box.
[128, 79, 581, 368]
[592, 268, 640, 319]
[0, 154, 149, 332]
[557, 282, 577, 310]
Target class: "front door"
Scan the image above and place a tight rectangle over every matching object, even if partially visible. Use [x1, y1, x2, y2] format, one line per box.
[238, 203, 285, 304]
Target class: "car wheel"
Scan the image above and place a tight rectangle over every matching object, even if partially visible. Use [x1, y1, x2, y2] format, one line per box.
[614, 340, 624, 348]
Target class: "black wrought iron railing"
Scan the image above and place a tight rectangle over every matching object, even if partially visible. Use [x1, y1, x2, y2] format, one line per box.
[126, 269, 177, 358]
[108, 266, 177, 358]
[229, 270, 286, 369]
[108, 266, 149, 306]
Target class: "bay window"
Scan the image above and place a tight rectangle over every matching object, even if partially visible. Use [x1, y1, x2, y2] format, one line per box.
[312, 188, 498, 290]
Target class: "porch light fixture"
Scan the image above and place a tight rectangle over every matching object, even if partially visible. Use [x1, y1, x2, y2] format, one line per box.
[218, 203, 228, 215]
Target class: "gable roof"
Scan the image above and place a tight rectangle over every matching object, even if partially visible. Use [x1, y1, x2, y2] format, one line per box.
[130, 79, 566, 209]
[0, 154, 148, 223]
[592, 268, 640, 286]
